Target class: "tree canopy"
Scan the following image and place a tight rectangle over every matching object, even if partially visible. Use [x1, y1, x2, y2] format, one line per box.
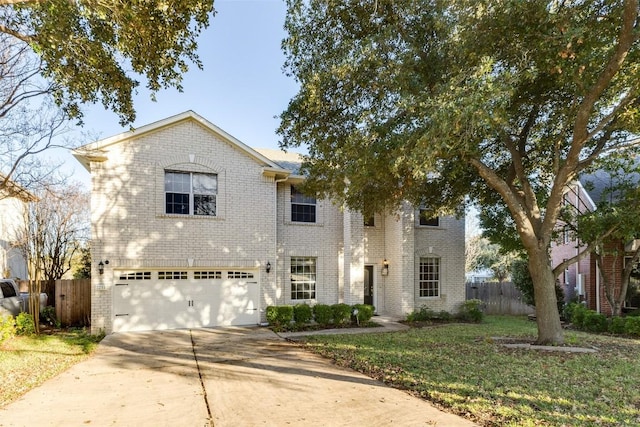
[0, 0, 214, 126]
[279, 0, 640, 344]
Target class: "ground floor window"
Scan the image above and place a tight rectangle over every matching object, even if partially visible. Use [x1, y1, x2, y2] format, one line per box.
[419, 257, 440, 297]
[291, 257, 316, 300]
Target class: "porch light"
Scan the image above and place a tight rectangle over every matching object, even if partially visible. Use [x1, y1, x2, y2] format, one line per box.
[266, 261, 272, 274]
[381, 259, 389, 276]
[98, 260, 109, 275]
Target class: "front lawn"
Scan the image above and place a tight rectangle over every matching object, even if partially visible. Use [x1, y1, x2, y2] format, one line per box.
[0, 329, 103, 407]
[300, 316, 640, 426]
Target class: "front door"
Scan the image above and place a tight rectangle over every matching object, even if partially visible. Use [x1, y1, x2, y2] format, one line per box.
[364, 265, 374, 306]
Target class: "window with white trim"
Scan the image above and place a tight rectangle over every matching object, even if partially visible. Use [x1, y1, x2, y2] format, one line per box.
[291, 257, 316, 300]
[119, 272, 151, 280]
[419, 208, 439, 226]
[291, 185, 316, 223]
[419, 257, 440, 297]
[165, 171, 217, 216]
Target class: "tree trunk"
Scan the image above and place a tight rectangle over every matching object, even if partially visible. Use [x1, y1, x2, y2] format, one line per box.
[528, 251, 564, 345]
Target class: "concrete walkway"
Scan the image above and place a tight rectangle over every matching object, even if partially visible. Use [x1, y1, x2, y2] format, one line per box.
[0, 321, 476, 427]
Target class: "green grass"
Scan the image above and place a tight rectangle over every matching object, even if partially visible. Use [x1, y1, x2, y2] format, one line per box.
[0, 329, 103, 407]
[300, 316, 640, 426]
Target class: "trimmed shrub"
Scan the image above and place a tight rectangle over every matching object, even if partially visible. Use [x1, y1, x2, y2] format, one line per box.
[265, 305, 294, 327]
[569, 303, 589, 329]
[15, 312, 35, 336]
[458, 299, 484, 323]
[352, 304, 374, 323]
[293, 304, 313, 324]
[624, 316, 640, 337]
[406, 305, 436, 322]
[437, 310, 453, 321]
[0, 314, 16, 343]
[313, 304, 332, 325]
[583, 311, 607, 333]
[609, 316, 626, 335]
[331, 303, 352, 324]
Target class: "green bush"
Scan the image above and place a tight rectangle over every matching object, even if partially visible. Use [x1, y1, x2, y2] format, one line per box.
[583, 311, 608, 333]
[265, 305, 294, 327]
[624, 316, 640, 337]
[569, 303, 589, 328]
[511, 258, 565, 314]
[352, 304, 374, 323]
[293, 304, 313, 324]
[313, 304, 332, 325]
[458, 299, 484, 323]
[609, 316, 626, 335]
[406, 305, 436, 322]
[437, 310, 453, 321]
[331, 303, 352, 324]
[0, 314, 16, 343]
[15, 312, 35, 336]
[41, 306, 60, 328]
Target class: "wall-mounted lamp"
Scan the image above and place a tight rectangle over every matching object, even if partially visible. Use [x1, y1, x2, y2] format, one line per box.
[98, 260, 109, 275]
[266, 261, 272, 274]
[381, 259, 389, 276]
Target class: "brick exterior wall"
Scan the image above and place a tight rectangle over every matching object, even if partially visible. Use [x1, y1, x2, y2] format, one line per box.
[85, 113, 467, 333]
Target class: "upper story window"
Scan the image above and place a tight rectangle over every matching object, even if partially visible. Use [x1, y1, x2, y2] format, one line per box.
[291, 185, 316, 223]
[419, 208, 439, 226]
[364, 214, 375, 227]
[165, 171, 217, 216]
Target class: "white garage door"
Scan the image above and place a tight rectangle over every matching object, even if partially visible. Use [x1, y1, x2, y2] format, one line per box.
[112, 269, 260, 332]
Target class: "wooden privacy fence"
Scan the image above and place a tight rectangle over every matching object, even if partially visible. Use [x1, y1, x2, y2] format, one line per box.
[56, 279, 91, 326]
[18, 279, 91, 326]
[466, 281, 535, 316]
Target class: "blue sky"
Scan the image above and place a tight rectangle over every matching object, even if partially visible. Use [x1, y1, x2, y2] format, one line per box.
[60, 0, 298, 187]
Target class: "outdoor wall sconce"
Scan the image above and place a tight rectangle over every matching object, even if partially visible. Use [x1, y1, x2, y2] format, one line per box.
[98, 260, 109, 275]
[381, 259, 389, 276]
[266, 261, 272, 274]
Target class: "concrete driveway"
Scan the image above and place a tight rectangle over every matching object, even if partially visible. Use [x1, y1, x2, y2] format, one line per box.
[0, 327, 476, 427]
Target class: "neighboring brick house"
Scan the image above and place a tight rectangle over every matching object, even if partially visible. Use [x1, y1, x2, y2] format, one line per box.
[551, 173, 639, 315]
[73, 111, 465, 334]
[0, 176, 34, 280]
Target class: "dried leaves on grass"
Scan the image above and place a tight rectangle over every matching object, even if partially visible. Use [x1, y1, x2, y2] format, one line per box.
[300, 316, 640, 426]
[0, 330, 102, 407]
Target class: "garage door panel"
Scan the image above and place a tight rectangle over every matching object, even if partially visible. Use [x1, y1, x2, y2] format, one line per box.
[113, 270, 260, 332]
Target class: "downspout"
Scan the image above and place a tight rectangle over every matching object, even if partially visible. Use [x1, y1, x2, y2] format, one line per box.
[596, 261, 601, 313]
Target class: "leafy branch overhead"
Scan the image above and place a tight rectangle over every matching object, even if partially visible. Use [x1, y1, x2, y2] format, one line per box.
[0, 0, 215, 126]
[279, 0, 640, 344]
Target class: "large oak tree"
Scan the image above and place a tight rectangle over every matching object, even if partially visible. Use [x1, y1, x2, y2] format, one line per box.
[0, 0, 214, 190]
[279, 0, 640, 344]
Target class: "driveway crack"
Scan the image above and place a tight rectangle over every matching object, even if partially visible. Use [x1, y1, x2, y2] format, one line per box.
[190, 329, 214, 427]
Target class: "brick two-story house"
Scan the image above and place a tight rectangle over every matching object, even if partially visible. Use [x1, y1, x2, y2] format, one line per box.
[73, 111, 465, 334]
[552, 172, 640, 315]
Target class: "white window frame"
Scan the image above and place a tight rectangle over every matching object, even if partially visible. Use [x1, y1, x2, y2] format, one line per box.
[418, 208, 439, 227]
[419, 257, 440, 298]
[290, 257, 317, 300]
[165, 171, 217, 216]
[291, 185, 317, 223]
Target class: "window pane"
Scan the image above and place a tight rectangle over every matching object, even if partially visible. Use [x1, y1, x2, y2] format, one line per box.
[291, 204, 316, 222]
[419, 209, 439, 226]
[166, 193, 189, 214]
[291, 257, 317, 300]
[291, 186, 316, 204]
[193, 173, 217, 194]
[194, 195, 216, 216]
[165, 172, 190, 193]
[419, 257, 440, 297]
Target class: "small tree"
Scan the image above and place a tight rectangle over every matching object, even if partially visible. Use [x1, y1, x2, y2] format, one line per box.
[14, 182, 90, 331]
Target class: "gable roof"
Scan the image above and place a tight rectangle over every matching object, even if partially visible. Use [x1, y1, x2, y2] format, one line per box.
[72, 110, 292, 179]
[0, 173, 37, 202]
